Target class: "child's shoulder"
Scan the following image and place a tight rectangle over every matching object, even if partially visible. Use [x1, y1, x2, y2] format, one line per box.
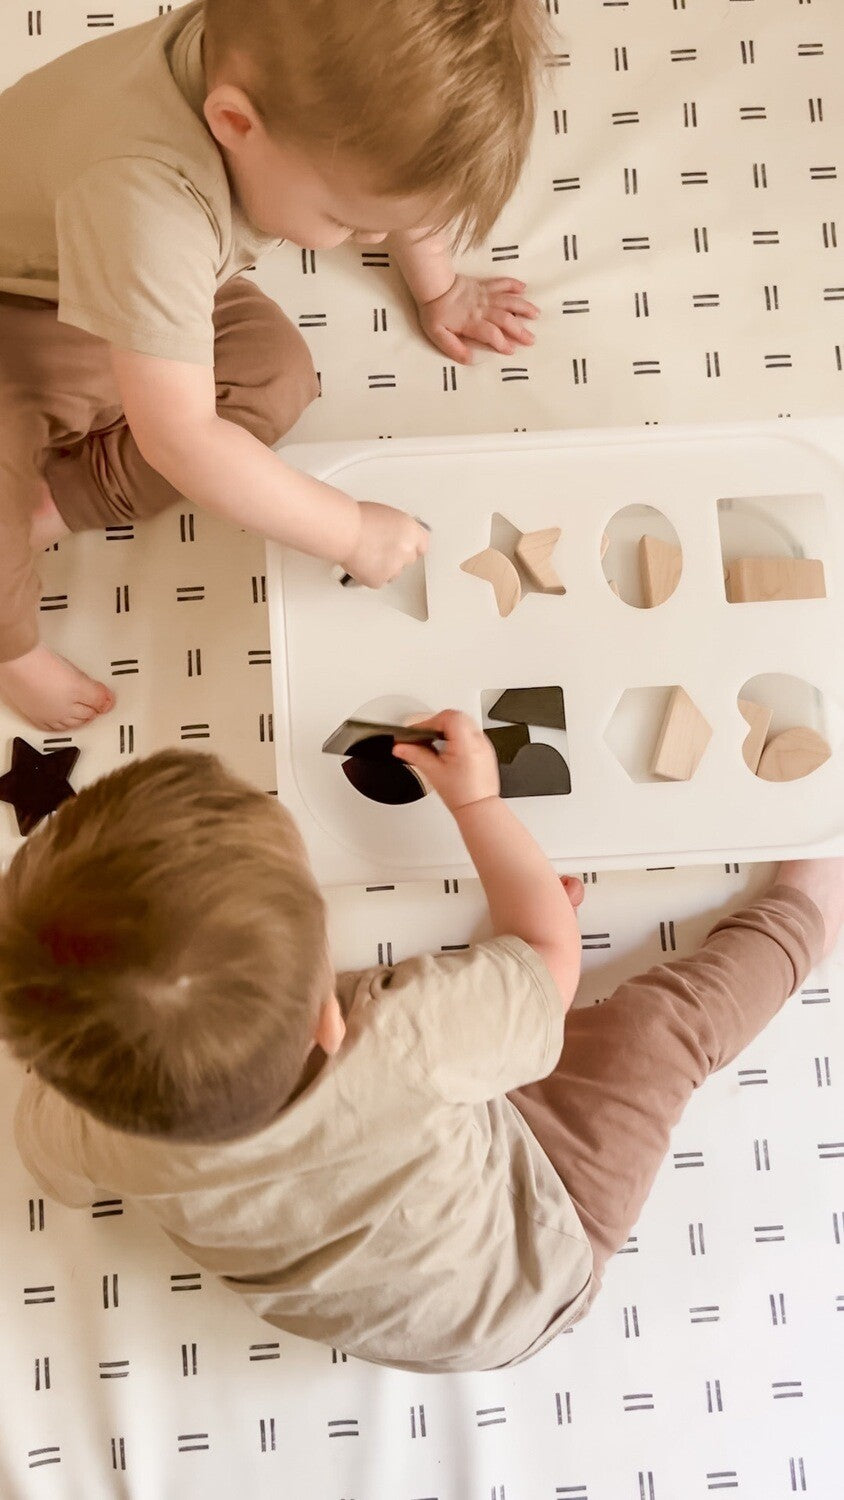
[337, 936, 563, 1105]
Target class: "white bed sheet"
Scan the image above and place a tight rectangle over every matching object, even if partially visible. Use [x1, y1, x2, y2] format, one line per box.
[1, 2, 842, 1496]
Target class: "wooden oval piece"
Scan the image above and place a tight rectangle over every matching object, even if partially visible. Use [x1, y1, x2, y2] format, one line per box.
[756, 726, 832, 782]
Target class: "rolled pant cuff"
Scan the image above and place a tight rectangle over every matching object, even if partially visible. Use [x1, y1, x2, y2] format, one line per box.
[708, 883, 826, 995]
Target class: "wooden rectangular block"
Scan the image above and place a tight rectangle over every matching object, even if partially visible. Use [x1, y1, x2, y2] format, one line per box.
[726, 555, 826, 603]
[639, 534, 682, 607]
[651, 687, 713, 781]
[737, 697, 773, 773]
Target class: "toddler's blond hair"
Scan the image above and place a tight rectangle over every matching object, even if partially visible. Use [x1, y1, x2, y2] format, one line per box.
[0, 752, 328, 1142]
[203, 0, 551, 243]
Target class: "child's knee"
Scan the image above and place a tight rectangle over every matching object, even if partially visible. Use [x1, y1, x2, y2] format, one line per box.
[221, 296, 319, 447]
[257, 325, 319, 444]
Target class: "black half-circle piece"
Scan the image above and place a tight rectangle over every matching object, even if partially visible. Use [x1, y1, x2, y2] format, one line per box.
[498, 742, 571, 799]
[342, 755, 428, 806]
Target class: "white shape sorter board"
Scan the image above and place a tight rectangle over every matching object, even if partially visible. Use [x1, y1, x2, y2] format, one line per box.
[267, 420, 844, 886]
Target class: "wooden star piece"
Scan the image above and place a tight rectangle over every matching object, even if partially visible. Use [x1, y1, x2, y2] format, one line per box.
[0, 737, 80, 836]
[459, 519, 565, 616]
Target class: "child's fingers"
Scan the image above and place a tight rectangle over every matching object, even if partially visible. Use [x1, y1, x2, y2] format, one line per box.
[560, 875, 585, 909]
[493, 311, 534, 345]
[405, 708, 476, 751]
[403, 711, 446, 732]
[433, 326, 472, 364]
[392, 741, 441, 777]
[473, 319, 513, 354]
[495, 295, 540, 318]
[485, 277, 527, 295]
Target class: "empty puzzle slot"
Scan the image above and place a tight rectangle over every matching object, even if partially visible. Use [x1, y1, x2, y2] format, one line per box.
[481, 685, 571, 797]
[717, 495, 827, 603]
[736, 673, 839, 781]
[336, 554, 429, 622]
[601, 505, 682, 608]
[605, 685, 712, 784]
[460, 513, 565, 618]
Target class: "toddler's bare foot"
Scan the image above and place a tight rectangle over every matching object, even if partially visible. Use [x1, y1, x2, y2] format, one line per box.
[774, 858, 844, 958]
[29, 477, 70, 551]
[0, 644, 115, 732]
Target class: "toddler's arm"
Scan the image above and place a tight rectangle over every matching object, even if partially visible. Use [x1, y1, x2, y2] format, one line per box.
[395, 711, 582, 1008]
[390, 229, 539, 365]
[109, 347, 427, 588]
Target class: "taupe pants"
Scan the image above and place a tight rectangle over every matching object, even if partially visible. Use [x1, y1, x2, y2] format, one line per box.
[0, 278, 319, 662]
[509, 885, 824, 1300]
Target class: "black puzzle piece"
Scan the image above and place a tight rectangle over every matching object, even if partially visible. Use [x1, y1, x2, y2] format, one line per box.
[0, 736, 80, 836]
[489, 686, 566, 732]
[348, 734, 408, 765]
[484, 723, 530, 766]
[498, 742, 571, 799]
[342, 755, 427, 806]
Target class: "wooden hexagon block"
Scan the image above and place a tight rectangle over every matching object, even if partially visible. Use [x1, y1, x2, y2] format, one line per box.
[737, 697, 773, 774]
[651, 687, 713, 781]
[638, 534, 683, 607]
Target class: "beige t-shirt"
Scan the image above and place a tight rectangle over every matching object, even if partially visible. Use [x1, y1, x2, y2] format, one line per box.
[0, 2, 279, 363]
[15, 937, 594, 1374]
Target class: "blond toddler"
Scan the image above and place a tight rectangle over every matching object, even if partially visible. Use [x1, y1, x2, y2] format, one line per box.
[0, 0, 544, 730]
[2, 713, 840, 1372]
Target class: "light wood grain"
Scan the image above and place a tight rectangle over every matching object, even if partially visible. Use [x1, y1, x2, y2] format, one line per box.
[639, 534, 683, 607]
[460, 547, 521, 617]
[726, 556, 826, 603]
[651, 686, 713, 780]
[756, 726, 831, 782]
[738, 697, 773, 774]
[515, 527, 565, 594]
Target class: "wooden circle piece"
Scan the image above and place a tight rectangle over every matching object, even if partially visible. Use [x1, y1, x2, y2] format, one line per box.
[756, 726, 832, 783]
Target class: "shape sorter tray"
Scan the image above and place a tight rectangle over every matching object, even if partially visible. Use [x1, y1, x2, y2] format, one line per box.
[267, 420, 844, 886]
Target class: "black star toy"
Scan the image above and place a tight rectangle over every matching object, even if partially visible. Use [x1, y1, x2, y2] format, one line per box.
[0, 737, 80, 836]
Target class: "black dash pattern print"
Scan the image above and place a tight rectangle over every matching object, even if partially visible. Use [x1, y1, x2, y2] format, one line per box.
[3, 4, 843, 1497]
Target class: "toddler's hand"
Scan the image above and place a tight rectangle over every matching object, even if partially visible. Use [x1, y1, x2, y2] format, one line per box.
[560, 875, 585, 910]
[340, 502, 429, 588]
[393, 709, 499, 813]
[418, 275, 539, 364]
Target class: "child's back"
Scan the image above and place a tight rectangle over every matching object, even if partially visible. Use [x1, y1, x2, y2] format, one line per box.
[0, 3, 274, 356]
[1, 749, 590, 1374]
[17, 937, 590, 1372]
[0, 0, 543, 731]
[1, 727, 838, 1372]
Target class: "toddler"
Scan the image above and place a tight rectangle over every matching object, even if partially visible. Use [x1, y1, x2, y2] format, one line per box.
[2, 712, 841, 1373]
[0, 0, 544, 731]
